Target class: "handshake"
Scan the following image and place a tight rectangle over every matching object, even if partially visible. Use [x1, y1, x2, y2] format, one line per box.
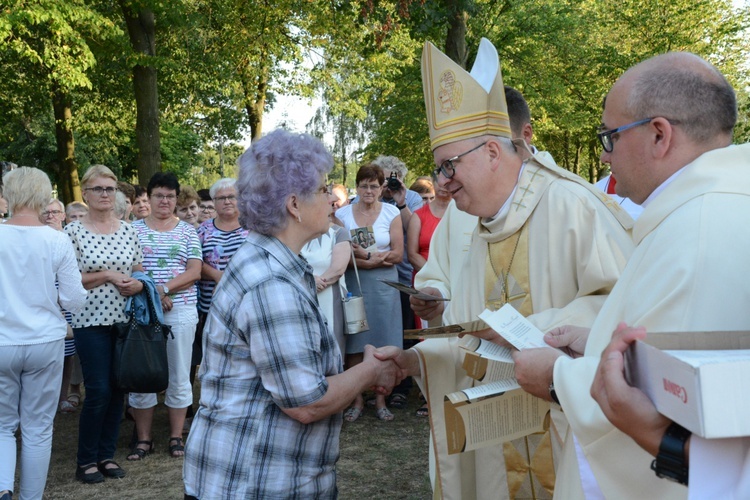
[361, 345, 421, 395]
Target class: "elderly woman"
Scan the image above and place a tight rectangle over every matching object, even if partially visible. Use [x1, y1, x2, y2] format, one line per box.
[188, 178, 248, 427]
[65, 164, 144, 484]
[129, 172, 202, 460]
[40, 199, 79, 414]
[65, 200, 88, 222]
[183, 130, 401, 499]
[114, 190, 130, 221]
[196, 178, 247, 316]
[0, 168, 87, 500]
[335, 164, 404, 421]
[117, 181, 135, 221]
[64, 201, 88, 408]
[176, 185, 201, 228]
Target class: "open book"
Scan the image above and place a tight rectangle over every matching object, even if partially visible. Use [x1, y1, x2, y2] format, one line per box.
[443, 304, 554, 454]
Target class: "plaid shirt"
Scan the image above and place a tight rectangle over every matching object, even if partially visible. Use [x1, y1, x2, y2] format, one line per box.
[184, 232, 343, 499]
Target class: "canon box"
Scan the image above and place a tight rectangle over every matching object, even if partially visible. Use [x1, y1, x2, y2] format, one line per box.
[625, 331, 750, 439]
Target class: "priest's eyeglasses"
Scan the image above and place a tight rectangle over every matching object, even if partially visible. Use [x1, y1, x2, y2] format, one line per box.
[433, 141, 487, 179]
[597, 118, 653, 153]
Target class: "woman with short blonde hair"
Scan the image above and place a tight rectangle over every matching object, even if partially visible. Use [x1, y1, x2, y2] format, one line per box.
[0, 167, 87, 499]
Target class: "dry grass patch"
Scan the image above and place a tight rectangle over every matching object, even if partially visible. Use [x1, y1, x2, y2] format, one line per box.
[32, 388, 431, 499]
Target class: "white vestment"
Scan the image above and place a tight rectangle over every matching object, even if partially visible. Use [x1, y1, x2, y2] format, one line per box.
[413, 152, 635, 499]
[554, 143, 750, 499]
[595, 175, 644, 220]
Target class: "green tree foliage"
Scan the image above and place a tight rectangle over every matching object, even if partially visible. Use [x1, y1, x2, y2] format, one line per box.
[335, 0, 750, 181]
[0, 0, 121, 201]
[1, 0, 747, 196]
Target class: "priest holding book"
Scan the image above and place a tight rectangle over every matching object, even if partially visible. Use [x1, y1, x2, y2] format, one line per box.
[376, 38, 634, 498]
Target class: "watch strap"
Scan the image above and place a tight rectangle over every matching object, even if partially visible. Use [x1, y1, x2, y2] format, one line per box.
[548, 381, 560, 405]
[650, 422, 691, 486]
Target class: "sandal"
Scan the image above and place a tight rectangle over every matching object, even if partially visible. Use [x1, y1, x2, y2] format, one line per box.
[169, 437, 185, 458]
[126, 440, 153, 461]
[376, 407, 395, 421]
[67, 393, 81, 407]
[98, 459, 126, 479]
[76, 463, 105, 484]
[59, 400, 76, 413]
[416, 403, 429, 417]
[343, 406, 363, 422]
[388, 393, 408, 409]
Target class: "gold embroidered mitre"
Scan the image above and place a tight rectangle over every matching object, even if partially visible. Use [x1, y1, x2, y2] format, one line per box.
[421, 37, 512, 150]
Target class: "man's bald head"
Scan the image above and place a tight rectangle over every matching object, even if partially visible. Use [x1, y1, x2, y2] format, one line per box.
[615, 52, 736, 144]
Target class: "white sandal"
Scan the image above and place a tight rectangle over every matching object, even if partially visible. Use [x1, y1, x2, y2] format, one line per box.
[375, 407, 395, 421]
[59, 400, 76, 413]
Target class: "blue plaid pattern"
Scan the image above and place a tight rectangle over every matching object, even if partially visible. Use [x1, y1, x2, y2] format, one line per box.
[184, 232, 342, 499]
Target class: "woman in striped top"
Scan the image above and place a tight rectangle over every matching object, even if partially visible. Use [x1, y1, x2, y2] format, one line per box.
[128, 172, 202, 461]
[196, 178, 248, 315]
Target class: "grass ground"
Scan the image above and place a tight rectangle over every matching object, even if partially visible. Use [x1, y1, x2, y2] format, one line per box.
[29, 388, 431, 499]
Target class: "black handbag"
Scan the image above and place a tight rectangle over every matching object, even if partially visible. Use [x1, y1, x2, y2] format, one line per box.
[112, 286, 173, 393]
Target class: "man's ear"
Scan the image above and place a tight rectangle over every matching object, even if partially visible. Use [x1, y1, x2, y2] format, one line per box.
[650, 117, 674, 159]
[521, 123, 534, 146]
[486, 139, 503, 172]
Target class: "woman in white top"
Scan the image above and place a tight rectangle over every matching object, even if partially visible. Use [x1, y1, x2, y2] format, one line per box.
[335, 164, 403, 421]
[301, 217, 351, 357]
[0, 167, 87, 500]
[65, 165, 144, 484]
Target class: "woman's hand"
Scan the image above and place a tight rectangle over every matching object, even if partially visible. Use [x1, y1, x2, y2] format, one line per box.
[161, 294, 173, 312]
[116, 277, 144, 297]
[314, 275, 328, 292]
[106, 270, 131, 284]
[369, 251, 393, 267]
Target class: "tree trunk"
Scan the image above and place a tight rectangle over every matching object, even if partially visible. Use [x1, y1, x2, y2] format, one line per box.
[443, 1, 468, 68]
[121, 3, 161, 185]
[52, 86, 81, 203]
[242, 62, 268, 141]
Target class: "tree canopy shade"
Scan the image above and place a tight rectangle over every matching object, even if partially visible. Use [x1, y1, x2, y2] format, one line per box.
[0, 0, 121, 201]
[1, 0, 748, 200]
[347, 0, 750, 182]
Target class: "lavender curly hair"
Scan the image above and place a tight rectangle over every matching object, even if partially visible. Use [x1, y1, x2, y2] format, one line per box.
[236, 129, 333, 234]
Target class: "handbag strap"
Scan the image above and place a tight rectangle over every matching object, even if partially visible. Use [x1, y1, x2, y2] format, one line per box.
[349, 243, 364, 295]
[142, 281, 166, 328]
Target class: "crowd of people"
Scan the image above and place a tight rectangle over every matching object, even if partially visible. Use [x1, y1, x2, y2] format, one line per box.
[1, 37, 748, 500]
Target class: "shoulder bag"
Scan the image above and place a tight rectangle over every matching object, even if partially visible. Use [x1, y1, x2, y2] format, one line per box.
[342, 244, 369, 334]
[112, 285, 173, 393]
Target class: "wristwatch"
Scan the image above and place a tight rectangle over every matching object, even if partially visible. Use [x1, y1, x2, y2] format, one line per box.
[396, 203, 406, 210]
[651, 422, 691, 486]
[161, 284, 170, 296]
[548, 381, 560, 405]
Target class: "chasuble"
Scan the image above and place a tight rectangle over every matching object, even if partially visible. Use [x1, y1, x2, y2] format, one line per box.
[554, 143, 750, 500]
[412, 152, 634, 499]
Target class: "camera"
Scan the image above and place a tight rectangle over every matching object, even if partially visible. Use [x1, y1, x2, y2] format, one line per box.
[386, 172, 402, 191]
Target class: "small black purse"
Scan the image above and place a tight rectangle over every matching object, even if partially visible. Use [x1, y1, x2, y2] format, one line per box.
[112, 285, 173, 393]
